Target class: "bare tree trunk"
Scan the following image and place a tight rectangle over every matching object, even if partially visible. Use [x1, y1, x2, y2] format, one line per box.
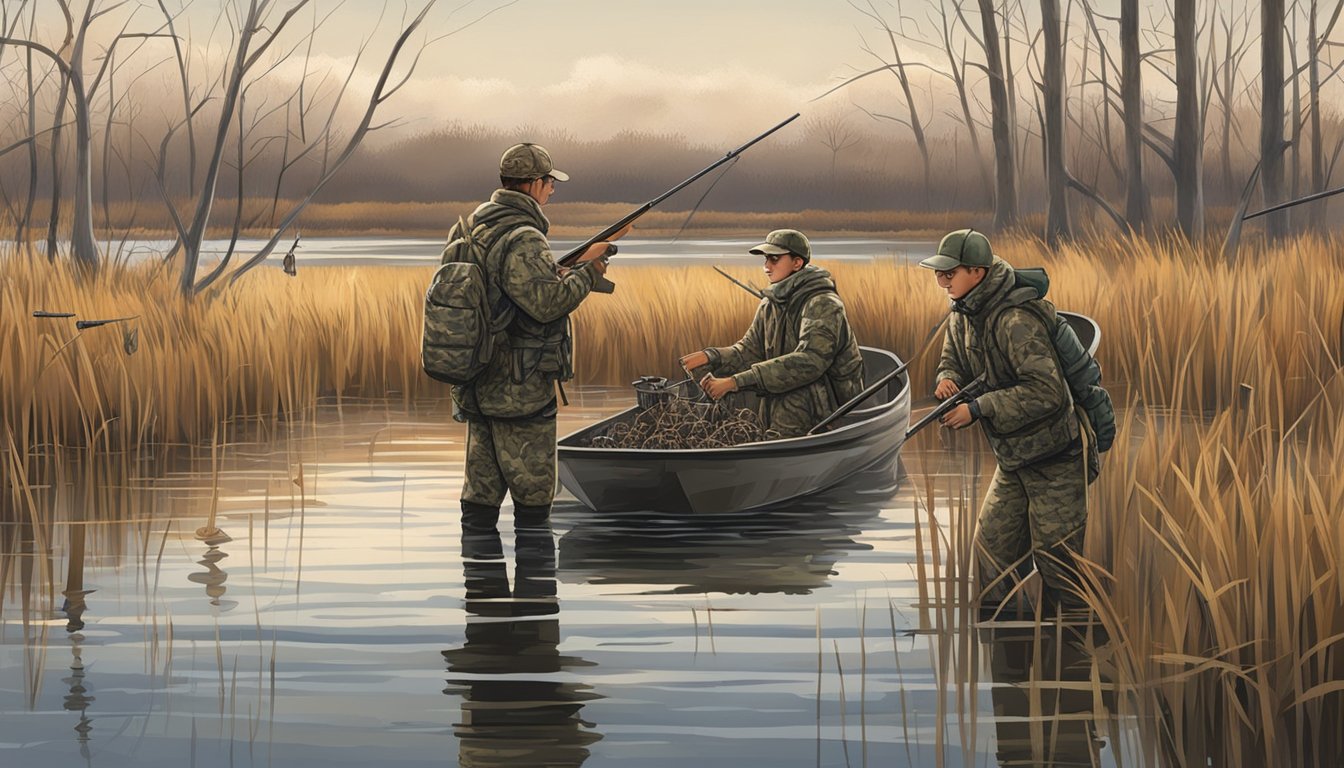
[1041, 0, 1070, 243]
[100, 62, 116, 244]
[1289, 8, 1302, 225]
[1174, 0, 1204, 238]
[1120, 0, 1149, 230]
[1219, 14, 1236, 194]
[66, 6, 99, 271]
[1309, 0, 1326, 230]
[938, 4, 992, 197]
[1282, 0, 1344, 229]
[1262, 0, 1288, 239]
[1006, 0, 1025, 179]
[880, 14, 931, 193]
[178, 4, 261, 296]
[18, 46, 39, 254]
[979, 0, 1019, 228]
[156, 0, 196, 197]
[43, 76, 70, 262]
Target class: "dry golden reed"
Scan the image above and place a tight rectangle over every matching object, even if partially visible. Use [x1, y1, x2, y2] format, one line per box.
[3, 233, 1344, 765]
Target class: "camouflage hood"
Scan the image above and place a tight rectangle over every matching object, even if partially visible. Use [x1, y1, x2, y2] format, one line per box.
[765, 265, 836, 306]
[951, 257, 1039, 319]
[471, 189, 550, 234]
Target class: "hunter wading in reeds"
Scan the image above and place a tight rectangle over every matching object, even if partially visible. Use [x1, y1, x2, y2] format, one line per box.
[922, 228, 1113, 619]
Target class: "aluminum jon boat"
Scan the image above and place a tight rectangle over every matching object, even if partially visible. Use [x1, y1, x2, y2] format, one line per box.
[557, 346, 912, 514]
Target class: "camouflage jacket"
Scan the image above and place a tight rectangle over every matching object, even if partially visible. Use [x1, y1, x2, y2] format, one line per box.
[936, 258, 1079, 470]
[452, 189, 598, 420]
[706, 265, 865, 437]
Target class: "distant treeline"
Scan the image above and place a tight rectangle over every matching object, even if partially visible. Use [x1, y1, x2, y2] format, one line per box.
[1, 111, 1335, 241]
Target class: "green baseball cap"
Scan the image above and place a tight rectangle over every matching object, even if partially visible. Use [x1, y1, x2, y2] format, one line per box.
[749, 229, 811, 263]
[919, 229, 993, 271]
[499, 143, 569, 181]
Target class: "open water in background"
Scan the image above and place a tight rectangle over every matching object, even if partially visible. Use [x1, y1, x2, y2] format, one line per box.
[0, 391, 1122, 767]
[103, 237, 940, 268]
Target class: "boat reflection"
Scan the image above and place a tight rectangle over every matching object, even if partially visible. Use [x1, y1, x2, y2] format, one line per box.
[979, 625, 1111, 767]
[442, 528, 602, 767]
[554, 454, 899, 595]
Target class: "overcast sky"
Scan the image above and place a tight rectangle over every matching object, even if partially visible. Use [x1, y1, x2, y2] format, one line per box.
[312, 0, 890, 144]
[22, 0, 1292, 145]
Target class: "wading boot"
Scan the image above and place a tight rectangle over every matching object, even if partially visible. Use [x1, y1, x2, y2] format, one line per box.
[512, 503, 552, 533]
[461, 501, 503, 560]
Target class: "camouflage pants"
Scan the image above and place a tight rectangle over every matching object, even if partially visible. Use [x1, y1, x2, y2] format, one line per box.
[975, 446, 1090, 612]
[461, 417, 558, 508]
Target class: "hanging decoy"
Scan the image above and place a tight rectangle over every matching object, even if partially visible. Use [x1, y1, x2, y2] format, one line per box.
[282, 232, 300, 277]
[75, 315, 138, 330]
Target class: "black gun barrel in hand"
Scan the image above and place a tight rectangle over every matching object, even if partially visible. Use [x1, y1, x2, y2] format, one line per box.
[904, 374, 990, 440]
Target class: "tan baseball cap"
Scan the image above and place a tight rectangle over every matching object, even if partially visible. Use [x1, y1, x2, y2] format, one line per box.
[499, 143, 569, 181]
[748, 229, 811, 262]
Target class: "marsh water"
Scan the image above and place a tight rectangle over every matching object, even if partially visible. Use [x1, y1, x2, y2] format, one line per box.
[0, 390, 1123, 767]
[105, 236, 941, 268]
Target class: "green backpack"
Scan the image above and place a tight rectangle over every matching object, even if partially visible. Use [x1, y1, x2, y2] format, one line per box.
[420, 217, 518, 386]
[996, 267, 1116, 453]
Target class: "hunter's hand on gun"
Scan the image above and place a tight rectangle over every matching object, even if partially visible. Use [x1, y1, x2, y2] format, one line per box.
[933, 378, 975, 429]
[570, 222, 631, 277]
[939, 403, 975, 429]
[905, 374, 988, 439]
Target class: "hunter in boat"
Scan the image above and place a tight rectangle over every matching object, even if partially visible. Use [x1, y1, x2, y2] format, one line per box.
[678, 229, 866, 438]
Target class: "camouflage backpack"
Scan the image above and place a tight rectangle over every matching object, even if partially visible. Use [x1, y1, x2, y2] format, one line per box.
[420, 216, 519, 386]
[990, 268, 1117, 453]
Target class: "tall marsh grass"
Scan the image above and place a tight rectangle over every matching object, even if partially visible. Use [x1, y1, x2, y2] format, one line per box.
[3, 233, 1343, 765]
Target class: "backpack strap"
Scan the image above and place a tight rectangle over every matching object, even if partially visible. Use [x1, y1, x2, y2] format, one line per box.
[472, 221, 539, 334]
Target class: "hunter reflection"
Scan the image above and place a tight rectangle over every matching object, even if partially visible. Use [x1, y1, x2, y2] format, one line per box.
[979, 626, 1113, 767]
[443, 522, 601, 767]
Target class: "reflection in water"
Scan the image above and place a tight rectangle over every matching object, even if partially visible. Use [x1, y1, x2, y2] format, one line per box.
[63, 632, 95, 764]
[443, 527, 602, 767]
[188, 541, 236, 611]
[555, 454, 898, 595]
[979, 626, 1109, 767]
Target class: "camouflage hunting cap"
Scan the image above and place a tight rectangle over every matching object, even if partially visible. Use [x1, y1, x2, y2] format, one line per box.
[499, 143, 569, 181]
[920, 228, 993, 271]
[749, 229, 811, 263]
